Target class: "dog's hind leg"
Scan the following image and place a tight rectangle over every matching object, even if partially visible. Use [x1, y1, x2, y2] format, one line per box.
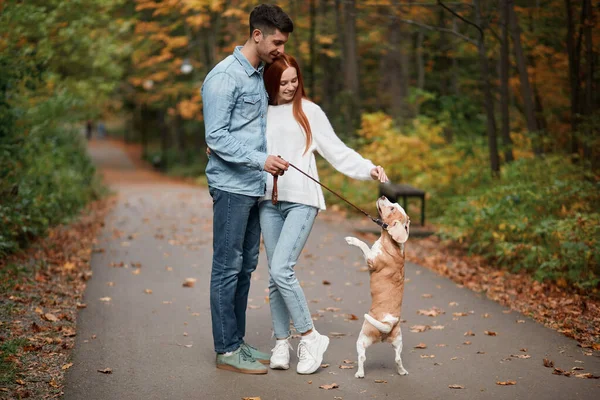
[391, 327, 408, 375]
[355, 328, 374, 378]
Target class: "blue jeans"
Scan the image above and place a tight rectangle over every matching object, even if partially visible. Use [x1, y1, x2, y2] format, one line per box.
[259, 200, 318, 338]
[209, 187, 261, 353]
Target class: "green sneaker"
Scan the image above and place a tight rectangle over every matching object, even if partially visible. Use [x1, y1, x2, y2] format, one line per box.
[216, 346, 267, 374]
[240, 342, 270, 365]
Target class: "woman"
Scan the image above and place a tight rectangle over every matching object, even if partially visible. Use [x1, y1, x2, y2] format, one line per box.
[260, 53, 388, 375]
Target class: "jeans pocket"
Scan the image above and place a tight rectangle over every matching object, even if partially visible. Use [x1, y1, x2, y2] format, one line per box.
[240, 93, 261, 120]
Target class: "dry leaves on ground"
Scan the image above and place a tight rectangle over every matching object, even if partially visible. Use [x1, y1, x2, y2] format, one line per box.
[0, 196, 114, 399]
[402, 235, 600, 349]
[319, 383, 339, 390]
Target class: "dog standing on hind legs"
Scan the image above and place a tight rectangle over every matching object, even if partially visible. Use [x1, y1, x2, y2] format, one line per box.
[345, 196, 410, 378]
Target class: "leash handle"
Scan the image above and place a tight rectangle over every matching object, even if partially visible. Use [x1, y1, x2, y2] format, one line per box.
[271, 174, 278, 205]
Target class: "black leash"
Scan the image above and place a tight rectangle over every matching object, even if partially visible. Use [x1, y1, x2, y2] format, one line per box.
[271, 159, 388, 230]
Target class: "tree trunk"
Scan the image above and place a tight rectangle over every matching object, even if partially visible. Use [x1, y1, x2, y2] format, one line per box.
[507, 0, 540, 155]
[499, 0, 514, 162]
[474, 0, 500, 176]
[451, 17, 459, 96]
[582, 0, 593, 163]
[342, 0, 361, 130]
[416, 29, 425, 91]
[308, 0, 316, 97]
[564, 0, 581, 155]
[318, 0, 338, 113]
[383, 4, 410, 123]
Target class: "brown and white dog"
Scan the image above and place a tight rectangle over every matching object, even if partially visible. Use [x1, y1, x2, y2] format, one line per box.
[345, 196, 410, 378]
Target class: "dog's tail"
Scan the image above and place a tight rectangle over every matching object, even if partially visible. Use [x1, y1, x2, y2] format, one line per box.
[364, 314, 399, 334]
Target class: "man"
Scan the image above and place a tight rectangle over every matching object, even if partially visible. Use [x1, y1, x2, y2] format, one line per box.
[201, 4, 293, 374]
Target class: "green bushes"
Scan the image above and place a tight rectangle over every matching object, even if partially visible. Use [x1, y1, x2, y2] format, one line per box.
[437, 156, 600, 290]
[0, 98, 103, 256]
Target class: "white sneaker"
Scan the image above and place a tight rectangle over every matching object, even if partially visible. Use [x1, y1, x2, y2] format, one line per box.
[296, 331, 330, 374]
[270, 340, 292, 370]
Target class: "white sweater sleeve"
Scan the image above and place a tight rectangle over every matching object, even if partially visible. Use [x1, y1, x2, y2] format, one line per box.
[311, 105, 375, 180]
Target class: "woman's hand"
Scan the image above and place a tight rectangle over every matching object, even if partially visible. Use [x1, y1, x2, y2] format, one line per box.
[370, 166, 389, 183]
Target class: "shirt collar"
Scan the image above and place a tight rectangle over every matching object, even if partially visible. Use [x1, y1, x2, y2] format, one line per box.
[233, 46, 264, 76]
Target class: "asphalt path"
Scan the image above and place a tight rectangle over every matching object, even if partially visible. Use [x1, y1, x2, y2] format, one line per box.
[63, 140, 600, 400]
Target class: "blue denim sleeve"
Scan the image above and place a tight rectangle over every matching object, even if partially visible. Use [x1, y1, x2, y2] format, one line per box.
[202, 72, 267, 171]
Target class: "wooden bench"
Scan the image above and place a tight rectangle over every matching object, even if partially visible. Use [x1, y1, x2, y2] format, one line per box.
[379, 182, 426, 226]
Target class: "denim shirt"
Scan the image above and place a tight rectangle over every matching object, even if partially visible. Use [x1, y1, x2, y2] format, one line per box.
[202, 46, 269, 197]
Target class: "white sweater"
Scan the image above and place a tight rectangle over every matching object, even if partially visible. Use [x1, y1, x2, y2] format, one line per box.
[260, 99, 375, 210]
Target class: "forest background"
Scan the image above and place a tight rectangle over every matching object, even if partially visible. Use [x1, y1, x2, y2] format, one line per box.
[1, 0, 599, 293]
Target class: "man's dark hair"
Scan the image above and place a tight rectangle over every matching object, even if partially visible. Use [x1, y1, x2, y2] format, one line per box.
[249, 4, 294, 36]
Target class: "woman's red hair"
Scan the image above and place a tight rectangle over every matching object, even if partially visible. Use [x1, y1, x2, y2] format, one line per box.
[264, 54, 312, 154]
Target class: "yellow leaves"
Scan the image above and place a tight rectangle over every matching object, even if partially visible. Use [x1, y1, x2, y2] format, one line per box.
[177, 98, 201, 120]
[222, 8, 246, 19]
[136, 51, 174, 69]
[134, 21, 161, 35]
[317, 35, 336, 45]
[186, 14, 209, 29]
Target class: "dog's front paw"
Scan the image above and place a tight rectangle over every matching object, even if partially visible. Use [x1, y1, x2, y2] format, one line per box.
[397, 367, 408, 376]
[345, 236, 359, 246]
[354, 371, 365, 379]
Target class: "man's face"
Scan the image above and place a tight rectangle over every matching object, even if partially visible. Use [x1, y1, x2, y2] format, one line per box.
[255, 28, 289, 64]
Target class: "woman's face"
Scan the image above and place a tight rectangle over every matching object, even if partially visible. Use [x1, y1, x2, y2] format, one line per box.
[276, 66, 298, 105]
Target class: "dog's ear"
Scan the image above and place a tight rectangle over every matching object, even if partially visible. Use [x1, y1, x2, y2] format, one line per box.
[389, 220, 409, 243]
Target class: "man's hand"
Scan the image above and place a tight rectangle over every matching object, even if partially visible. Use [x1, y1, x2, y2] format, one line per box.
[370, 166, 389, 183]
[264, 155, 289, 175]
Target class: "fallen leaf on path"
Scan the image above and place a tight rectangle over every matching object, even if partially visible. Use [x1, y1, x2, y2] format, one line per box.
[319, 383, 339, 390]
[485, 330, 497, 336]
[421, 293, 433, 298]
[410, 325, 431, 333]
[431, 325, 445, 330]
[553, 368, 572, 376]
[448, 302, 459, 306]
[99, 297, 111, 302]
[414, 343, 427, 349]
[342, 359, 354, 364]
[420, 355, 435, 358]
[464, 330, 475, 336]
[62, 328, 76, 337]
[325, 307, 341, 312]
[510, 354, 531, 359]
[543, 358, 554, 368]
[463, 341, 471, 345]
[241, 397, 261, 400]
[339, 365, 354, 369]
[453, 312, 468, 317]
[346, 314, 359, 320]
[182, 278, 196, 287]
[329, 332, 346, 337]
[132, 269, 141, 275]
[320, 364, 329, 368]
[418, 307, 444, 317]
[63, 262, 75, 271]
[322, 280, 331, 285]
[497, 380, 516, 385]
[374, 379, 387, 383]
[44, 313, 59, 322]
[62, 363, 73, 370]
[144, 289, 152, 294]
[97, 368, 112, 374]
[448, 384, 464, 389]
